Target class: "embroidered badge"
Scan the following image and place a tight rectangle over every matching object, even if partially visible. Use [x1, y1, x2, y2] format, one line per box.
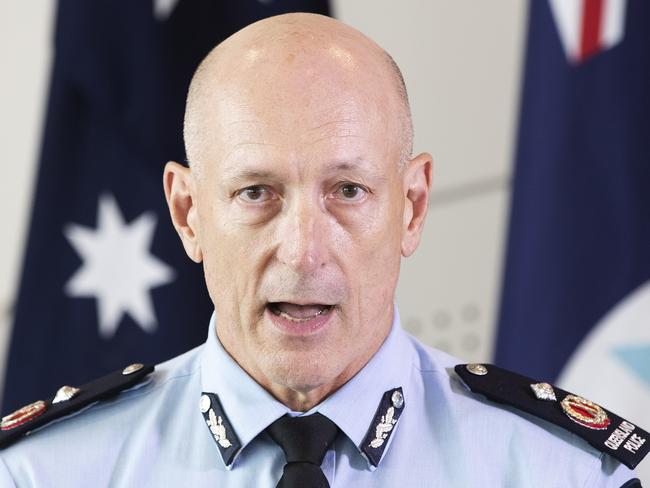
[605, 420, 647, 455]
[369, 406, 397, 448]
[207, 408, 232, 448]
[1, 401, 47, 431]
[561, 394, 611, 430]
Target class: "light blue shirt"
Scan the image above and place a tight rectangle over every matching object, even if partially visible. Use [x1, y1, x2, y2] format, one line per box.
[0, 308, 640, 486]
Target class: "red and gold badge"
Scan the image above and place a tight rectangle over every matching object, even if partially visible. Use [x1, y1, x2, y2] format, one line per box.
[560, 394, 610, 430]
[0, 400, 47, 431]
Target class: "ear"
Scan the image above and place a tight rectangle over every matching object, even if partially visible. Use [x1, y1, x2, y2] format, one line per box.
[401, 152, 433, 257]
[163, 161, 203, 263]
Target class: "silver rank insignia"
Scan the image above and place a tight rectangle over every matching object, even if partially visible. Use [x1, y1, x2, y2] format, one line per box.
[207, 409, 232, 448]
[199, 392, 241, 467]
[361, 387, 405, 467]
[466, 363, 488, 376]
[53, 385, 81, 404]
[530, 382, 557, 402]
[369, 405, 397, 448]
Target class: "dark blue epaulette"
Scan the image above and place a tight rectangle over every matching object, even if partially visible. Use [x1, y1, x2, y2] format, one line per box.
[455, 363, 649, 471]
[0, 363, 154, 449]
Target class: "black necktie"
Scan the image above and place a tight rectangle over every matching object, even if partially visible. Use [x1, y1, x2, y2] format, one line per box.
[266, 413, 339, 488]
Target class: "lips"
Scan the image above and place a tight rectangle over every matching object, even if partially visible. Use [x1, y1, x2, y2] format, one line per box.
[267, 302, 333, 322]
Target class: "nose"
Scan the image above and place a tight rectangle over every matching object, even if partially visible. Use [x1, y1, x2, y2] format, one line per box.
[275, 194, 328, 272]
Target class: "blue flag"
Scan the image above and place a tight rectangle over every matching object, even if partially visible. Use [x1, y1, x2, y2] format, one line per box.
[495, 0, 650, 447]
[3, 0, 330, 415]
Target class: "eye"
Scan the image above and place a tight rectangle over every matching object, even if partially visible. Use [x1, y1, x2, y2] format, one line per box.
[334, 182, 368, 202]
[236, 185, 274, 203]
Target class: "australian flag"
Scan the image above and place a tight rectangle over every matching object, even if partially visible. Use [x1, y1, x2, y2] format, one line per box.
[496, 0, 650, 479]
[3, 0, 330, 415]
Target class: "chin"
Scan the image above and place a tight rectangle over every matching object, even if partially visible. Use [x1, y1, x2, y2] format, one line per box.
[264, 347, 342, 394]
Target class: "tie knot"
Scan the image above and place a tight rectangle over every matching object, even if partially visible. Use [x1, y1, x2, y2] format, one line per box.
[267, 413, 339, 465]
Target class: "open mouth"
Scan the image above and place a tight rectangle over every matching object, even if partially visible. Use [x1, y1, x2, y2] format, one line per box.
[267, 302, 334, 322]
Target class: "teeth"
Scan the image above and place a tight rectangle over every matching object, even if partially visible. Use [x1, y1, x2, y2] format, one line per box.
[268, 303, 332, 322]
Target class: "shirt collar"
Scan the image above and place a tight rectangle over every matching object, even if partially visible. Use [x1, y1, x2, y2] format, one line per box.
[199, 305, 417, 470]
[200, 312, 289, 467]
[316, 305, 416, 468]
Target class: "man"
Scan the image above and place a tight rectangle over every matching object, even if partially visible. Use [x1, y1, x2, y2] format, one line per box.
[0, 13, 647, 487]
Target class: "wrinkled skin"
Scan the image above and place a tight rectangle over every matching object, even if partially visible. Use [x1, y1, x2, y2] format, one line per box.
[164, 13, 432, 411]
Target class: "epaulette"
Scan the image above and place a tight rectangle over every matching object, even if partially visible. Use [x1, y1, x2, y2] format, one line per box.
[455, 363, 649, 470]
[0, 363, 154, 449]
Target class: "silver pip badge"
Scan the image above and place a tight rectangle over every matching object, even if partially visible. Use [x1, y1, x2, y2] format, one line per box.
[530, 382, 557, 402]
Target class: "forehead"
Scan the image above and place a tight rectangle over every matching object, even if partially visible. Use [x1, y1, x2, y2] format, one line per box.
[195, 43, 401, 172]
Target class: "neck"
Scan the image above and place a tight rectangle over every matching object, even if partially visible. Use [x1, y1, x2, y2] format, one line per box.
[268, 340, 386, 411]
[260, 310, 394, 411]
[269, 383, 341, 412]
[217, 304, 394, 412]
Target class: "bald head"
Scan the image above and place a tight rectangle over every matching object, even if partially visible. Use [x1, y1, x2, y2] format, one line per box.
[183, 13, 413, 173]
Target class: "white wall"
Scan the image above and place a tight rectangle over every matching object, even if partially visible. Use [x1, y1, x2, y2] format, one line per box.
[0, 0, 56, 394]
[0, 2, 527, 392]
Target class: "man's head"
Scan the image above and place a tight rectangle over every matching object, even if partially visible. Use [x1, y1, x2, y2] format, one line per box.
[164, 13, 432, 410]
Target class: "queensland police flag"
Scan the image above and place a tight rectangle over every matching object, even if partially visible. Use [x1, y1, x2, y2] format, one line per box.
[496, 0, 650, 478]
[3, 0, 330, 414]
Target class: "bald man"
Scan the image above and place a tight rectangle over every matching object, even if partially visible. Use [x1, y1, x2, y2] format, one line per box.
[0, 13, 647, 487]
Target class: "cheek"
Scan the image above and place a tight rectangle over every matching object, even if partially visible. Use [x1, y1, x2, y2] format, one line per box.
[197, 205, 263, 304]
[200, 200, 261, 264]
[208, 213, 283, 294]
[334, 200, 403, 290]
[352, 197, 403, 255]
[363, 202, 403, 285]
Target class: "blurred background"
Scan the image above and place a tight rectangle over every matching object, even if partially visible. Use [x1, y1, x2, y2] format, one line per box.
[1, 0, 648, 480]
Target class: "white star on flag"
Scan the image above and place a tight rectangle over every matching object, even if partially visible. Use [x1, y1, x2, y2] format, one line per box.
[64, 193, 175, 339]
